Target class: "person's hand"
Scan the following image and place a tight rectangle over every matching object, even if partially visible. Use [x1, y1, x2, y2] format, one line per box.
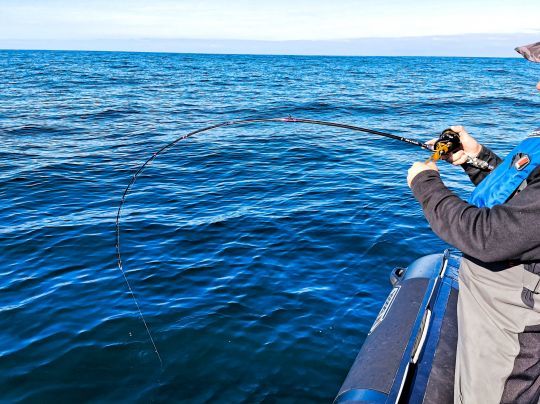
[426, 126, 482, 166]
[407, 161, 438, 188]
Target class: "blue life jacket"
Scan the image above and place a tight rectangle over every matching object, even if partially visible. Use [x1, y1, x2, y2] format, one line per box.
[469, 132, 540, 208]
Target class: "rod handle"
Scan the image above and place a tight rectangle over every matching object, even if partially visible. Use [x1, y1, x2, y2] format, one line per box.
[466, 155, 495, 171]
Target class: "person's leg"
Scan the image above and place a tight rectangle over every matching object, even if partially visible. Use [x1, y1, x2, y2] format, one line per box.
[454, 258, 540, 403]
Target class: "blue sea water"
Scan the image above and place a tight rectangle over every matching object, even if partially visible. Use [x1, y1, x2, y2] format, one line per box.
[0, 50, 538, 403]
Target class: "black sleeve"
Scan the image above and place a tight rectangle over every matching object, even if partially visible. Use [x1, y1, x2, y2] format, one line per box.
[461, 145, 503, 186]
[410, 169, 540, 263]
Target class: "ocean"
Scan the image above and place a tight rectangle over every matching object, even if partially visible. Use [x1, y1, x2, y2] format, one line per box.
[0, 50, 538, 402]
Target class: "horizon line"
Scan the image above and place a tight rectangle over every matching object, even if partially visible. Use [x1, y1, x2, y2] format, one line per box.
[0, 47, 524, 59]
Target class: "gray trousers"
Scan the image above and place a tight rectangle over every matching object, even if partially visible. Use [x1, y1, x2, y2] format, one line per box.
[455, 258, 540, 403]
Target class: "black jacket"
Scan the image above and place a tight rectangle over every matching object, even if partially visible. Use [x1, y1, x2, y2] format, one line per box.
[411, 145, 540, 263]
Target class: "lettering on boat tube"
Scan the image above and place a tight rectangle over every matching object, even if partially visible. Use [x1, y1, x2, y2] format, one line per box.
[369, 285, 400, 334]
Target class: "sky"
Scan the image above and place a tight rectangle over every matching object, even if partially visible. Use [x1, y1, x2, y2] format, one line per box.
[1, 0, 539, 56]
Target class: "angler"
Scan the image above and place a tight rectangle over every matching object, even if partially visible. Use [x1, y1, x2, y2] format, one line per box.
[407, 41, 540, 403]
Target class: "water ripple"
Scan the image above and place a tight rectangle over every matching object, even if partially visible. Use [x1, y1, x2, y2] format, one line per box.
[0, 50, 538, 402]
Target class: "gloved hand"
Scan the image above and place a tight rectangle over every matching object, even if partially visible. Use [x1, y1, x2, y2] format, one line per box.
[407, 161, 438, 188]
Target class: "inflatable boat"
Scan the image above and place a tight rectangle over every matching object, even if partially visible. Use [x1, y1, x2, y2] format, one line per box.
[334, 251, 461, 403]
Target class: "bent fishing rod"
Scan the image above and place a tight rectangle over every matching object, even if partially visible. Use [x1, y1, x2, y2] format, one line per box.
[115, 116, 494, 367]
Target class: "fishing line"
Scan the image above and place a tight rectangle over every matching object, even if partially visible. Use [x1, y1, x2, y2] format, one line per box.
[115, 116, 489, 366]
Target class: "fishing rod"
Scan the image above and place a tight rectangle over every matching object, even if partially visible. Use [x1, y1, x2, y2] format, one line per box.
[280, 118, 492, 169]
[115, 116, 493, 367]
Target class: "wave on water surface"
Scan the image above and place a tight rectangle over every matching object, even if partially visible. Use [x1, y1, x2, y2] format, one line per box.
[0, 50, 538, 402]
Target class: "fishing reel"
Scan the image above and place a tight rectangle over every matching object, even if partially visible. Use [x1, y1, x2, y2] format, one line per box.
[429, 129, 461, 162]
[428, 129, 493, 171]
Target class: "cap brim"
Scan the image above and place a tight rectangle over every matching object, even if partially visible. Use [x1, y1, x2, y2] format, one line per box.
[515, 42, 540, 63]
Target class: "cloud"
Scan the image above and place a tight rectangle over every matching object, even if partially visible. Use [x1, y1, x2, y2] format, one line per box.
[3, 32, 539, 57]
[1, 0, 539, 41]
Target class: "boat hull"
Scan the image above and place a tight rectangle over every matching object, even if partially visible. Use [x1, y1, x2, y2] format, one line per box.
[334, 252, 460, 404]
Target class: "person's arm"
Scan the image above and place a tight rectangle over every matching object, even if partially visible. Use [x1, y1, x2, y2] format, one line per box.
[410, 169, 540, 263]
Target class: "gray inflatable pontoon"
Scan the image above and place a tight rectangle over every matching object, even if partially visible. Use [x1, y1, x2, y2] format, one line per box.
[334, 251, 461, 404]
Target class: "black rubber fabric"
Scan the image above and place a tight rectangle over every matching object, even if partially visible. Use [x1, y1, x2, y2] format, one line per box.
[423, 288, 458, 404]
[501, 324, 540, 403]
[338, 278, 430, 395]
